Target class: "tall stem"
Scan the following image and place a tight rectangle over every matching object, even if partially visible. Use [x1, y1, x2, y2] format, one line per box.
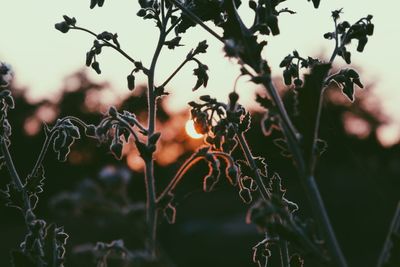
[144, 14, 168, 257]
[302, 175, 347, 267]
[279, 240, 290, 267]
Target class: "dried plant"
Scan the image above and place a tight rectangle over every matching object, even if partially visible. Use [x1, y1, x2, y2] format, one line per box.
[3, 1, 399, 267]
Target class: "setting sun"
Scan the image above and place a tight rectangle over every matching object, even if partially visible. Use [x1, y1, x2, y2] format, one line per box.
[185, 120, 203, 139]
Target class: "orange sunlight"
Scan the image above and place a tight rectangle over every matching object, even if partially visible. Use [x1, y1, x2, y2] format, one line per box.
[185, 120, 203, 139]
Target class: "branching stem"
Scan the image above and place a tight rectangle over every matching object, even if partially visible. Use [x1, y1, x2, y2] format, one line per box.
[236, 132, 270, 200]
[0, 137, 32, 221]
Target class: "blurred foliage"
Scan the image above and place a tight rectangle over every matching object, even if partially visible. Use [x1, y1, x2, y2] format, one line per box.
[0, 70, 399, 266]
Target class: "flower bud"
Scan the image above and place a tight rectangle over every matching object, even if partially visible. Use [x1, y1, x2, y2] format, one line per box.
[63, 15, 76, 26]
[229, 92, 239, 104]
[90, 0, 97, 9]
[366, 24, 374, 36]
[127, 74, 135, 91]
[283, 69, 292, 85]
[357, 36, 368, 52]
[108, 106, 118, 117]
[86, 51, 95, 67]
[110, 141, 123, 160]
[55, 22, 70, 33]
[137, 9, 147, 17]
[91, 62, 101, 74]
[248, 0, 257, 10]
[344, 51, 351, 64]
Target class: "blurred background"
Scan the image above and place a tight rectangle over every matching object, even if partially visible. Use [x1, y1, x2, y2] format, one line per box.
[0, 0, 400, 267]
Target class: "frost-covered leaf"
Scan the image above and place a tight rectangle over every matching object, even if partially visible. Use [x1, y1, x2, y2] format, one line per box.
[0, 183, 24, 210]
[25, 165, 45, 195]
[236, 160, 252, 179]
[254, 157, 267, 177]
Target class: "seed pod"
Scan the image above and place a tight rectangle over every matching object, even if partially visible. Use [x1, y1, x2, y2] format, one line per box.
[137, 9, 146, 17]
[91, 62, 101, 74]
[357, 36, 368, 52]
[229, 92, 239, 104]
[110, 141, 123, 160]
[63, 15, 76, 26]
[108, 106, 118, 117]
[54, 22, 70, 33]
[283, 69, 292, 85]
[86, 51, 95, 67]
[323, 32, 333, 39]
[343, 51, 351, 64]
[366, 23, 374, 36]
[127, 74, 135, 91]
[248, 0, 257, 10]
[90, 0, 97, 9]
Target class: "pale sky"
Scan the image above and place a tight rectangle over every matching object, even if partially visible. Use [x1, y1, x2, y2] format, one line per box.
[1, 1, 400, 137]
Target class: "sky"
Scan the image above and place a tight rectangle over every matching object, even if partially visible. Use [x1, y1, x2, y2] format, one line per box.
[0, 1, 400, 141]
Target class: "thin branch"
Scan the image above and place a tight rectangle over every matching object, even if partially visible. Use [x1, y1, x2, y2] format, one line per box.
[236, 132, 271, 200]
[72, 26, 149, 73]
[159, 57, 191, 88]
[156, 154, 203, 203]
[301, 175, 348, 267]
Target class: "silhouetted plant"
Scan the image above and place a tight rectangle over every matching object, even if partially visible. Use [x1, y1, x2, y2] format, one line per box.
[7, 1, 400, 267]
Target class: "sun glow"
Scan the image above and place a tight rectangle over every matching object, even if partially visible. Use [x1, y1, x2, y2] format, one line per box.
[185, 120, 203, 139]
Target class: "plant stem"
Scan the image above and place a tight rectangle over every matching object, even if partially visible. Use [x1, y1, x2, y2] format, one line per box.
[236, 132, 270, 200]
[160, 57, 190, 88]
[157, 154, 202, 202]
[143, 10, 169, 257]
[30, 131, 57, 178]
[279, 240, 290, 267]
[303, 175, 347, 267]
[0, 138, 32, 216]
[144, 159, 158, 257]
